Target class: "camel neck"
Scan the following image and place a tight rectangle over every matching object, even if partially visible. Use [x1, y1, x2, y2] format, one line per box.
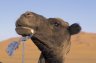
[30, 37, 64, 63]
[42, 51, 64, 63]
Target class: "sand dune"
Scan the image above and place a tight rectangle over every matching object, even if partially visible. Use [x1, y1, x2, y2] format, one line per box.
[65, 32, 96, 63]
[0, 32, 96, 63]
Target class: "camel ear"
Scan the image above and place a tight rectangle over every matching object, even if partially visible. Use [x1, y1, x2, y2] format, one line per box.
[68, 23, 81, 35]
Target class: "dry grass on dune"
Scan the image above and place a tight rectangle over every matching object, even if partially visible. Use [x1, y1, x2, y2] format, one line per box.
[0, 32, 96, 63]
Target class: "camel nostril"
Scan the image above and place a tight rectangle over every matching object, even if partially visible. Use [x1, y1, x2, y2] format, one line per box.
[25, 12, 32, 15]
[18, 24, 22, 27]
[26, 13, 31, 15]
[24, 12, 33, 17]
[16, 23, 22, 27]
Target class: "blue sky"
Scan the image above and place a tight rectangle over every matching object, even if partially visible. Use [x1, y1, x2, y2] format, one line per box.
[0, 0, 96, 41]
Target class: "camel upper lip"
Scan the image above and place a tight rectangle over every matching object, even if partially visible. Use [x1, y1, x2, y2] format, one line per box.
[17, 26, 34, 33]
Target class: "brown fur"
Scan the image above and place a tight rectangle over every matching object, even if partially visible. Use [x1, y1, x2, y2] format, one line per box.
[15, 11, 81, 63]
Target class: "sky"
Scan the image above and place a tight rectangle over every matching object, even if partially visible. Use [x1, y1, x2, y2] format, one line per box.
[0, 0, 96, 41]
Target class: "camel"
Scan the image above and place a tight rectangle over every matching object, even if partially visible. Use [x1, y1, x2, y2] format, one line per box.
[15, 11, 81, 63]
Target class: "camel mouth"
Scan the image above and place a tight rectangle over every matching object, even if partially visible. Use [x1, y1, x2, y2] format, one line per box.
[16, 25, 49, 50]
[15, 22, 49, 50]
[15, 26, 35, 36]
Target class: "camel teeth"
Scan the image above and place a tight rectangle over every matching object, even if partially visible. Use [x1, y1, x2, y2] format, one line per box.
[31, 29, 35, 34]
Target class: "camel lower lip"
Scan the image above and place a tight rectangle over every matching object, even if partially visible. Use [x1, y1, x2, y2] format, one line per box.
[15, 27, 35, 35]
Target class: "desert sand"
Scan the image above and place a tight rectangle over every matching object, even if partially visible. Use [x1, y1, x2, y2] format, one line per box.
[0, 32, 96, 63]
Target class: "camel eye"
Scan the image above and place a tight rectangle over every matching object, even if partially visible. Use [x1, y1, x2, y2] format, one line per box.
[53, 22, 60, 27]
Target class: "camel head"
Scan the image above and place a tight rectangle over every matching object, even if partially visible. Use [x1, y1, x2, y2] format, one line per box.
[15, 11, 81, 63]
